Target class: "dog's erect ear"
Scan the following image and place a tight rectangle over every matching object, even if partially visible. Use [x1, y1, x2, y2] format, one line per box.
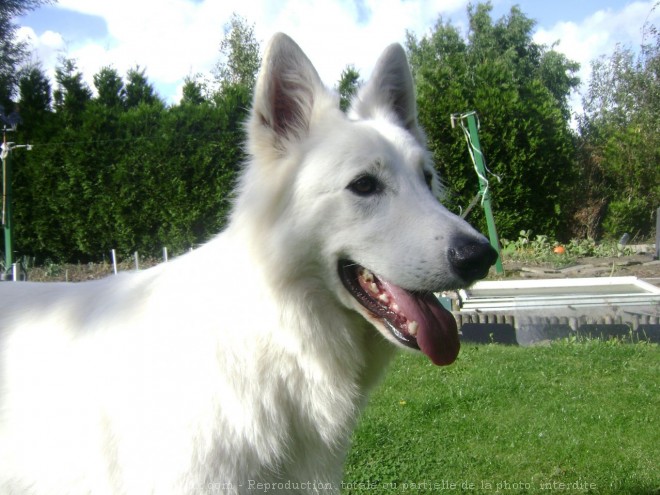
[350, 43, 420, 136]
[250, 33, 324, 152]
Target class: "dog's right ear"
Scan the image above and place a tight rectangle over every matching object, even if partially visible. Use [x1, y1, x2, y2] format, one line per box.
[349, 43, 424, 143]
[249, 33, 324, 155]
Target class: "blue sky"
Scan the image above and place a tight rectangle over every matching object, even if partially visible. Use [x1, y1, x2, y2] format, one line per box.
[17, 0, 659, 115]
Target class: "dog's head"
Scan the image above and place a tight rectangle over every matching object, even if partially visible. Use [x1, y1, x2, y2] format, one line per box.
[241, 34, 497, 366]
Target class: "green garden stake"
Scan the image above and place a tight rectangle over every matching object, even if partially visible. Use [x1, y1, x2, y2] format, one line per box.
[1, 137, 13, 277]
[452, 111, 504, 275]
[2, 119, 31, 281]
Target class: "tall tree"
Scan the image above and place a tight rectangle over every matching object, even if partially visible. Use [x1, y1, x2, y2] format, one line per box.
[407, 2, 579, 240]
[0, 0, 52, 108]
[17, 64, 52, 117]
[53, 58, 92, 125]
[124, 66, 160, 108]
[577, 18, 660, 239]
[337, 65, 361, 112]
[6, 20, 257, 262]
[214, 13, 261, 93]
[94, 66, 126, 109]
[180, 75, 207, 105]
[12, 64, 56, 260]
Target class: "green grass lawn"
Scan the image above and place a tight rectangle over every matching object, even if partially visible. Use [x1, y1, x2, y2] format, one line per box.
[342, 341, 659, 494]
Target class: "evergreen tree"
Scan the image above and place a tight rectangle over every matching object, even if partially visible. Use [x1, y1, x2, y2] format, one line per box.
[0, 0, 52, 107]
[337, 65, 361, 112]
[407, 2, 579, 239]
[181, 75, 207, 105]
[17, 64, 52, 123]
[125, 66, 161, 108]
[94, 66, 126, 109]
[53, 58, 93, 125]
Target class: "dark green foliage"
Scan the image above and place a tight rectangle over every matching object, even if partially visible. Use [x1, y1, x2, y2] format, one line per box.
[125, 66, 162, 109]
[11, 68, 250, 263]
[4, 4, 658, 263]
[94, 66, 126, 109]
[407, 3, 579, 240]
[53, 58, 93, 126]
[181, 75, 207, 106]
[337, 65, 361, 112]
[576, 19, 660, 239]
[4, 11, 256, 264]
[17, 63, 52, 123]
[0, 0, 52, 106]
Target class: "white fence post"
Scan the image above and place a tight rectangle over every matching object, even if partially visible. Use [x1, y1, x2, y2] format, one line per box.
[111, 249, 118, 275]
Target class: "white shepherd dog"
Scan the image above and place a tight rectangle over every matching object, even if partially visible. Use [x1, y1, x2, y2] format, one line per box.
[0, 34, 496, 494]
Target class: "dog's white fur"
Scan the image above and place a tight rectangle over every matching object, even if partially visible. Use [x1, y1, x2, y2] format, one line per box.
[0, 34, 491, 494]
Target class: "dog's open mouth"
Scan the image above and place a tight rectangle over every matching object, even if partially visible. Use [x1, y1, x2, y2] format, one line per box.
[338, 260, 459, 366]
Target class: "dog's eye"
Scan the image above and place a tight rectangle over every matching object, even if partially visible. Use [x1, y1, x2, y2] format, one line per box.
[348, 175, 382, 196]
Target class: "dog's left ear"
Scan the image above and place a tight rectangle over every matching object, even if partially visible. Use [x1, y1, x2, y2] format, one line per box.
[249, 33, 325, 155]
[350, 44, 422, 140]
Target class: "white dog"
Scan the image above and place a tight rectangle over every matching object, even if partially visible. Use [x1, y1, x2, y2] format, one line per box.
[0, 34, 496, 494]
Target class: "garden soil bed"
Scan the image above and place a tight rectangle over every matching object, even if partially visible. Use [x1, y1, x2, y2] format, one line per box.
[18, 252, 660, 285]
[499, 252, 660, 286]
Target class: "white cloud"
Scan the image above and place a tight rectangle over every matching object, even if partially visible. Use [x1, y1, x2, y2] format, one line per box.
[50, 0, 228, 95]
[17, 27, 66, 58]
[16, 27, 66, 84]
[533, 0, 660, 117]
[30, 0, 659, 114]
[19, 0, 470, 103]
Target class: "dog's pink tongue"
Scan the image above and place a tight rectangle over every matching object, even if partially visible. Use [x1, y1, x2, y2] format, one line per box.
[415, 293, 460, 365]
[382, 282, 460, 366]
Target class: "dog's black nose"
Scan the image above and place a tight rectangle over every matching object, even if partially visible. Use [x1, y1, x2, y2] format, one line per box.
[448, 237, 498, 283]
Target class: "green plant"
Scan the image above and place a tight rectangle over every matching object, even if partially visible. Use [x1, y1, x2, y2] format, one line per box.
[500, 230, 629, 264]
[501, 230, 562, 263]
[564, 237, 625, 257]
[43, 258, 62, 278]
[501, 229, 544, 251]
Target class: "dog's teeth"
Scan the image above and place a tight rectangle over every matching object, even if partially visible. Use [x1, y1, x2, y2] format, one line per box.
[361, 269, 374, 283]
[378, 293, 390, 304]
[408, 321, 419, 337]
[391, 303, 400, 312]
[369, 283, 379, 294]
